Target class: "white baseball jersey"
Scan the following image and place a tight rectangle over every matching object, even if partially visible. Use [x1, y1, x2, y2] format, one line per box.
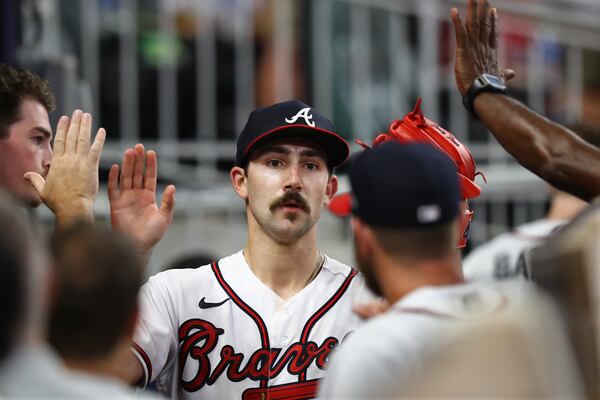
[133, 250, 373, 399]
[318, 281, 581, 399]
[463, 218, 565, 281]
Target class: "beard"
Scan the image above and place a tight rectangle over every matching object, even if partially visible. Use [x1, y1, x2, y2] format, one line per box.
[354, 237, 383, 297]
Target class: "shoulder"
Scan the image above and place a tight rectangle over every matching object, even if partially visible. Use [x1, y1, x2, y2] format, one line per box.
[321, 255, 377, 302]
[319, 312, 427, 399]
[321, 255, 356, 277]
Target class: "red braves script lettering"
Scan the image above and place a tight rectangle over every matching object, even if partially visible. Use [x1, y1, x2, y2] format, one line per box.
[179, 319, 339, 392]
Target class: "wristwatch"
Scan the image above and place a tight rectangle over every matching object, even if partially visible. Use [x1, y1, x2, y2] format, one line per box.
[462, 74, 508, 119]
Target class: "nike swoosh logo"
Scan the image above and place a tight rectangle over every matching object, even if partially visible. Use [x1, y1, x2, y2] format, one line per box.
[198, 297, 230, 309]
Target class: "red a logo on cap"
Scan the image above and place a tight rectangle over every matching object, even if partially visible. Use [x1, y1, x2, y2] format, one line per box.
[285, 108, 316, 127]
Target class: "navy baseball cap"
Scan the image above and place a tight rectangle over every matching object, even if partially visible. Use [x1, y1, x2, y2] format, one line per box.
[330, 142, 460, 228]
[235, 100, 349, 169]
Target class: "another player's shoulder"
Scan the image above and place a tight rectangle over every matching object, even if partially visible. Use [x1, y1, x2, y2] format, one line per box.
[491, 279, 546, 309]
[513, 218, 566, 240]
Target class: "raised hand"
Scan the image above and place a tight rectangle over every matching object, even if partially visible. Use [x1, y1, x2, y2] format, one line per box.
[451, 0, 515, 96]
[25, 110, 106, 229]
[108, 143, 175, 262]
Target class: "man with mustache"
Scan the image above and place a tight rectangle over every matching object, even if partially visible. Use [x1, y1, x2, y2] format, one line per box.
[122, 100, 373, 399]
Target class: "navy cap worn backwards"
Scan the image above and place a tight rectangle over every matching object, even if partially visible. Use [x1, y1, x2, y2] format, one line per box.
[235, 100, 349, 169]
[331, 142, 460, 228]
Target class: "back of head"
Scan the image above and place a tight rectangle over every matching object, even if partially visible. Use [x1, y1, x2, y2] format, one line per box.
[337, 141, 461, 261]
[370, 222, 458, 263]
[48, 223, 142, 361]
[0, 64, 55, 138]
[0, 190, 32, 359]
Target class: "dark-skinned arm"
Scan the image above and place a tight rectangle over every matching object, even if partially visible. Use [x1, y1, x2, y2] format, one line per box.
[473, 93, 600, 201]
[451, 0, 600, 202]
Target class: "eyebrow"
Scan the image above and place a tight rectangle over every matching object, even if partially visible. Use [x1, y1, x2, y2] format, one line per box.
[31, 127, 52, 139]
[257, 145, 326, 160]
[259, 145, 290, 156]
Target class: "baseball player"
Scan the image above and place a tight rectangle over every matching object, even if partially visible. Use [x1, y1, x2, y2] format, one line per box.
[318, 141, 581, 399]
[114, 100, 373, 399]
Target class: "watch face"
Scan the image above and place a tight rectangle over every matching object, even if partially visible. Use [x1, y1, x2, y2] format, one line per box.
[482, 74, 504, 88]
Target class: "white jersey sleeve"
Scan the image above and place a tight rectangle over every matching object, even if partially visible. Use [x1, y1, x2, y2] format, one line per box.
[133, 269, 192, 389]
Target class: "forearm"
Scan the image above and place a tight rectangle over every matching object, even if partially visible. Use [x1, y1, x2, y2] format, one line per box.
[474, 93, 600, 201]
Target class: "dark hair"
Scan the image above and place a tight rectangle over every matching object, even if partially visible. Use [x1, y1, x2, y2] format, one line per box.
[0, 64, 56, 138]
[48, 222, 142, 360]
[0, 190, 30, 359]
[371, 221, 457, 261]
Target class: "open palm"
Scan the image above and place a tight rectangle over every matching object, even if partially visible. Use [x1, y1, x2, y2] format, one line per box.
[108, 144, 175, 254]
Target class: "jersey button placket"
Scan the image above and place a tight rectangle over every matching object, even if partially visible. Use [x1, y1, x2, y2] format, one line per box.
[278, 308, 291, 345]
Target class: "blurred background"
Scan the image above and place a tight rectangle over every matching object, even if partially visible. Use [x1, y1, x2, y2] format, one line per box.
[3, 0, 600, 275]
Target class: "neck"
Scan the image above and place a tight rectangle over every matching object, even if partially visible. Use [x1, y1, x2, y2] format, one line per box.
[244, 216, 321, 301]
[63, 340, 133, 384]
[375, 251, 464, 305]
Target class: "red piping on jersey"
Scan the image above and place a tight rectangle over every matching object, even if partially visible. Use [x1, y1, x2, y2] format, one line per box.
[132, 341, 153, 388]
[298, 268, 358, 381]
[242, 378, 320, 400]
[211, 261, 270, 389]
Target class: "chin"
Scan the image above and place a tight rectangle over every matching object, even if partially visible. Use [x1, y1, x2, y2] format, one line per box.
[271, 221, 315, 243]
[20, 191, 42, 208]
[27, 197, 42, 208]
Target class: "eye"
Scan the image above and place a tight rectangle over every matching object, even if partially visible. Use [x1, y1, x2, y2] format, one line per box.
[305, 162, 319, 171]
[266, 159, 283, 168]
[31, 136, 44, 145]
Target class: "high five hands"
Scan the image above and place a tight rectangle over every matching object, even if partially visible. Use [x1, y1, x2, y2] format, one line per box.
[451, 0, 515, 96]
[108, 144, 176, 264]
[25, 110, 106, 229]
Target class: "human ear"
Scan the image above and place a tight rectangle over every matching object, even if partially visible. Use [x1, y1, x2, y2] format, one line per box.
[323, 174, 339, 205]
[230, 166, 248, 200]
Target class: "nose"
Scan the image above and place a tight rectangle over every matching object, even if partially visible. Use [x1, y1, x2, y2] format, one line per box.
[43, 144, 52, 172]
[284, 165, 302, 192]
